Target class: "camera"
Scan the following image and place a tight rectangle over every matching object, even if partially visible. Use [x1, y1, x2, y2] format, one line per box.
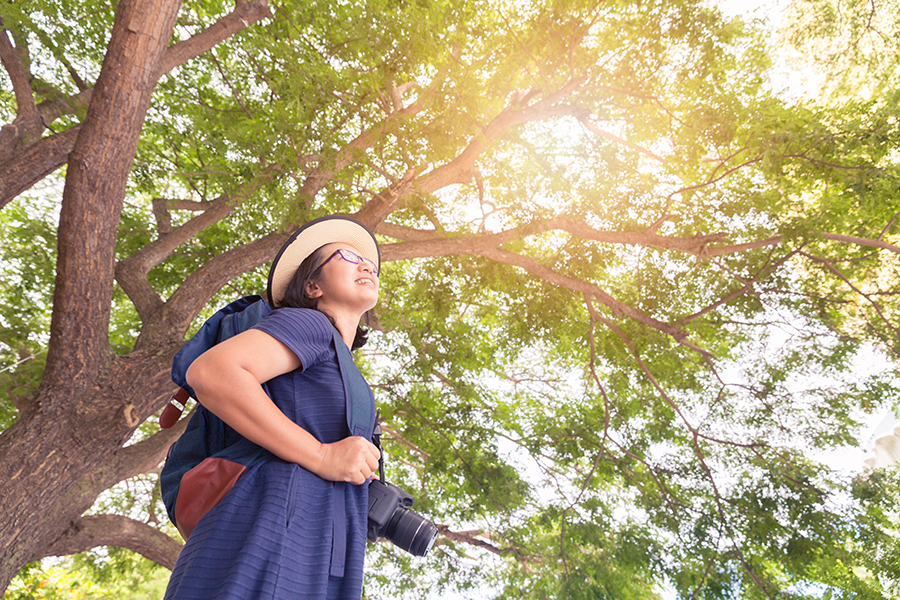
[366, 419, 438, 557]
[367, 478, 438, 556]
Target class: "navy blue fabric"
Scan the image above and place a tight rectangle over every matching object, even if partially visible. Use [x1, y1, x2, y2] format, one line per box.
[164, 308, 375, 600]
[332, 337, 377, 440]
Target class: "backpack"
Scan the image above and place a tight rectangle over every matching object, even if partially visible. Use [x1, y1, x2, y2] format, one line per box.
[158, 295, 376, 540]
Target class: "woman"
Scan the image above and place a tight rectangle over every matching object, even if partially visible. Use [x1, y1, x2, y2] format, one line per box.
[164, 215, 382, 600]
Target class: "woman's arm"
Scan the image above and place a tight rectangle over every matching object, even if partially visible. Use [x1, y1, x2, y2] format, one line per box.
[186, 329, 380, 485]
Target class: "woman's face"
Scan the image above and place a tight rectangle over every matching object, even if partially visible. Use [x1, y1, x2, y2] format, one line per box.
[305, 242, 379, 312]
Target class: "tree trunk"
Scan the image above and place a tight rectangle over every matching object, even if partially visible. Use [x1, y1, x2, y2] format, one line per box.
[0, 0, 183, 589]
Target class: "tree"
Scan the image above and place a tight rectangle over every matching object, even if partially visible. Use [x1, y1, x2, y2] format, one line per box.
[781, 0, 900, 101]
[0, 0, 273, 585]
[2, 0, 900, 597]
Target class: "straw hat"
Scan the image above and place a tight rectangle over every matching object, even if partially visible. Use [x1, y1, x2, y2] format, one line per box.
[266, 215, 380, 308]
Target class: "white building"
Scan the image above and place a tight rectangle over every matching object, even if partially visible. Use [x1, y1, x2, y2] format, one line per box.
[864, 410, 900, 469]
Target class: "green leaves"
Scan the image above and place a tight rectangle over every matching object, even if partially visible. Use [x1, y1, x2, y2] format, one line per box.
[7, 0, 900, 597]
[0, 192, 57, 428]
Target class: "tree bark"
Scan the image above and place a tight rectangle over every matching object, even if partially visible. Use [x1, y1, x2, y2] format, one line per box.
[0, 0, 183, 589]
[0, 347, 182, 589]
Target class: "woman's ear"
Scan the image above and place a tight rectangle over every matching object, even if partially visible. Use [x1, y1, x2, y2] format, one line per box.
[305, 279, 323, 299]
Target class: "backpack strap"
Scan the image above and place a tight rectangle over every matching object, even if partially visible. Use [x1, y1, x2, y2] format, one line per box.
[329, 329, 375, 578]
[331, 328, 377, 439]
[160, 387, 191, 429]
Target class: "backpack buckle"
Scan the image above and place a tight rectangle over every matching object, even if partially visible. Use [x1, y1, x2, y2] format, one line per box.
[160, 387, 191, 429]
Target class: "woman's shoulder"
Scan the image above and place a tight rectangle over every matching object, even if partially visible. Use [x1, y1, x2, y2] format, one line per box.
[254, 307, 335, 346]
[268, 307, 331, 324]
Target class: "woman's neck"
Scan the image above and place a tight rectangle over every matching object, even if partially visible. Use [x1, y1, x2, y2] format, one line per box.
[317, 306, 363, 349]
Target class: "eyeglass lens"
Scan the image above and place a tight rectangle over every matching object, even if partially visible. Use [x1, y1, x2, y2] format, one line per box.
[335, 249, 378, 274]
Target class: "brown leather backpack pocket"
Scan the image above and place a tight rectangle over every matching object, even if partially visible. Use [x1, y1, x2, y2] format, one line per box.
[174, 457, 247, 540]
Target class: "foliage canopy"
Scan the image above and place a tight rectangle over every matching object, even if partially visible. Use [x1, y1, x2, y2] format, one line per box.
[2, 0, 900, 598]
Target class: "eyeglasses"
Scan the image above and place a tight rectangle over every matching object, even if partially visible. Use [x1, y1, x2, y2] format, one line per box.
[311, 248, 379, 278]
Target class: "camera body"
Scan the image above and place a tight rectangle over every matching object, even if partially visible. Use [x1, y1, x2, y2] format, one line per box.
[367, 479, 414, 530]
[367, 479, 438, 557]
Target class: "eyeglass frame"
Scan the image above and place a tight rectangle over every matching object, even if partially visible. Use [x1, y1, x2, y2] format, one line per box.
[310, 248, 380, 279]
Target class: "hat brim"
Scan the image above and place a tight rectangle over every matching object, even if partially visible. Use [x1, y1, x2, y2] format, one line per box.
[267, 215, 380, 308]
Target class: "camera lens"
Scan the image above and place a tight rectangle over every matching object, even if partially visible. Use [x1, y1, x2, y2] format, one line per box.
[384, 507, 439, 557]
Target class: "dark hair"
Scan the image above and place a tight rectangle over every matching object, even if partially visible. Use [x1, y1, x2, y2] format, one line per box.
[281, 245, 370, 350]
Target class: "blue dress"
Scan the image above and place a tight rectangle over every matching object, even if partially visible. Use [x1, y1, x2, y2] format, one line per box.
[164, 308, 375, 600]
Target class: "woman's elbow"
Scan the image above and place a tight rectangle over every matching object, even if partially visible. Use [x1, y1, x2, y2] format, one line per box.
[185, 354, 220, 401]
[186, 348, 257, 409]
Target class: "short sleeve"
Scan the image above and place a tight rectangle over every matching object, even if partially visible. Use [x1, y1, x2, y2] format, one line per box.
[252, 308, 334, 371]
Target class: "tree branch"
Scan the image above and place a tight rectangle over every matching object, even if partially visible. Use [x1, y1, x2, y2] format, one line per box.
[476, 246, 711, 356]
[800, 251, 900, 350]
[375, 220, 793, 353]
[577, 114, 667, 163]
[435, 525, 503, 554]
[98, 420, 190, 486]
[0, 27, 44, 166]
[0, 27, 38, 121]
[295, 96, 426, 205]
[680, 246, 802, 325]
[0, 126, 80, 210]
[380, 425, 431, 460]
[155, 0, 273, 79]
[701, 235, 783, 257]
[135, 233, 286, 347]
[416, 79, 586, 194]
[42, 515, 182, 569]
[116, 166, 279, 320]
[0, 86, 92, 208]
[0, 87, 93, 199]
[25, 417, 189, 567]
[377, 219, 731, 260]
[37, 88, 94, 128]
[434, 525, 538, 573]
[821, 232, 900, 254]
[355, 165, 423, 229]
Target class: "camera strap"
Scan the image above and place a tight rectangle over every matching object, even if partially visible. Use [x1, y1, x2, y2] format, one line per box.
[372, 409, 385, 481]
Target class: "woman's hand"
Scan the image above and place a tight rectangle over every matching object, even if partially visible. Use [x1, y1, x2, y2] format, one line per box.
[316, 437, 381, 485]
